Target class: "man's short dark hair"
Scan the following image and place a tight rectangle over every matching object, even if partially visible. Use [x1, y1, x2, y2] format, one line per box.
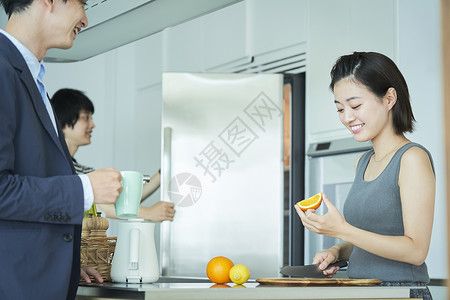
[1, 0, 68, 16]
[51, 88, 94, 129]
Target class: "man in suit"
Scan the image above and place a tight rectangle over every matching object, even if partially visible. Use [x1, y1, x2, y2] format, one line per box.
[0, 0, 122, 299]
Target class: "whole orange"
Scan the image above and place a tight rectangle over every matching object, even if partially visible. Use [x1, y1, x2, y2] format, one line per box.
[206, 256, 234, 284]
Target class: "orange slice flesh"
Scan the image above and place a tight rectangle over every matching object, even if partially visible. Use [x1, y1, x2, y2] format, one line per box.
[296, 192, 323, 211]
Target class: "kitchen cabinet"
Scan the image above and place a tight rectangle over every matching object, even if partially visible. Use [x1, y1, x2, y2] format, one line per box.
[163, 1, 248, 72]
[305, 0, 396, 143]
[203, 2, 249, 71]
[164, 0, 309, 73]
[163, 16, 205, 73]
[134, 32, 164, 89]
[247, 0, 307, 56]
[110, 44, 138, 171]
[133, 85, 162, 176]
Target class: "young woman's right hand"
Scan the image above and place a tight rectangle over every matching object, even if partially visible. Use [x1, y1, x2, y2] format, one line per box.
[312, 248, 340, 277]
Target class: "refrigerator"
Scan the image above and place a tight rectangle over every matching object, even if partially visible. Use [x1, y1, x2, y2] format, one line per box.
[160, 72, 302, 279]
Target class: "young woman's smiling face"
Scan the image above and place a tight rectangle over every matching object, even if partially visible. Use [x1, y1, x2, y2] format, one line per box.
[333, 78, 391, 142]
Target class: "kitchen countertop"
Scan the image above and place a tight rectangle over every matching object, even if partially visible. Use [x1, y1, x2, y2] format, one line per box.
[75, 278, 421, 300]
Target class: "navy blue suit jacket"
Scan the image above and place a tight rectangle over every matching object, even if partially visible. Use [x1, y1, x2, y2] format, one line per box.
[0, 33, 84, 299]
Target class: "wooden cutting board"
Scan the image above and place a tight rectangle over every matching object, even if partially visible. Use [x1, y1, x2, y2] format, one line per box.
[256, 278, 382, 286]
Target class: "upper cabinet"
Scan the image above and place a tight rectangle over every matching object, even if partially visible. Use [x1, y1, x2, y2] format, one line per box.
[203, 2, 250, 71]
[134, 32, 164, 90]
[306, 0, 396, 143]
[247, 0, 307, 56]
[163, 16, 206, 73]
[163, 0, 308, 73]
[163, 1, 248, 72]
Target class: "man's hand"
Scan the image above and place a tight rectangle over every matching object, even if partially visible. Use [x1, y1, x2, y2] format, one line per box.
[87, 167, 122, 204]
[80, 267, 104, 283]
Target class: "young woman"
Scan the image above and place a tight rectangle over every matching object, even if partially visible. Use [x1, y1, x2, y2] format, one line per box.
[295, 52, 435, 299]
[51, 88, 176, 222]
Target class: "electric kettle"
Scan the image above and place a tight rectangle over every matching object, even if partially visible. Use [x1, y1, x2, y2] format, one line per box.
[110, 219, 159, 283]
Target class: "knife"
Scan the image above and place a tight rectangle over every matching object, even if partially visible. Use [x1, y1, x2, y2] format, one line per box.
[280, 260, 348, 278]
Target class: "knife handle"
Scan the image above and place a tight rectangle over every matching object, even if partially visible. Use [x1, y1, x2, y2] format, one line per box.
[328, 260, 348, 269]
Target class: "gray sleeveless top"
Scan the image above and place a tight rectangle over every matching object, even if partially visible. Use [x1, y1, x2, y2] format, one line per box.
[343, 143, 434, 283]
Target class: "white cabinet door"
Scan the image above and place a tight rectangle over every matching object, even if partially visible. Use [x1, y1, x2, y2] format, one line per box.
[306, 0, 396, 143]
[248, 0, 307, 56]
[163, 1, 248, 72]
[203, 1, 249, 71]
[163, 16, 206, 72]
[134, 32, 164, 89]
[348, 0, 396, 56]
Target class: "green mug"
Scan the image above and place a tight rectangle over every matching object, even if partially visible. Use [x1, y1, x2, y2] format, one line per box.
[115, 171, 143, 219]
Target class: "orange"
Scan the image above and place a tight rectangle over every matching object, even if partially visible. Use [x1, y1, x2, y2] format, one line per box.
[206, 256, 234, 284]
[296, 192, 323, 211]
[209, 284, 231, 288]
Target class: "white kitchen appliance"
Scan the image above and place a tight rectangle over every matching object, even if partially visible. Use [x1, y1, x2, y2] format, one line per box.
[161, 73, 285, 278]
[304, 138, 372, 264]
[111, 219, 159, 283]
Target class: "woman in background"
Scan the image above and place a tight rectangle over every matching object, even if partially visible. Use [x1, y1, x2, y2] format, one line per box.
[51, 88, 175, 222]
[296, 52, 435, 299]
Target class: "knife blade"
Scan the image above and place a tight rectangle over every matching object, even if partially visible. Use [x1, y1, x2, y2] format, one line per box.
[280, 260, 348, 278]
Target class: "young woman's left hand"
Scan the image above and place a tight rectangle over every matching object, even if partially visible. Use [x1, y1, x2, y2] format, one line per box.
[294, 193, 348, 238]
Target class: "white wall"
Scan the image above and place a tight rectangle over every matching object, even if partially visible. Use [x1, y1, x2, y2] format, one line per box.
[0, 8, 6, 28]
[398, 0, 446, 279]
[45, 43, 163, 236]
[41, 0, 446, 279]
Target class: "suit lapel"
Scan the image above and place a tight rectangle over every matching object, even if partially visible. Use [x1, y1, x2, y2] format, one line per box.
[0, 34, 70, 166]
[55, 112, 77, 174]
[20, 72, 67, 153]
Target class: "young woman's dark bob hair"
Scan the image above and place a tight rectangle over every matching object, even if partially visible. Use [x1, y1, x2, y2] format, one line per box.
[329, 51, 415, 134]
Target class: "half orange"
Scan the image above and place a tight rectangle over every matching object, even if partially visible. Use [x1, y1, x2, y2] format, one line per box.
[296, 192, 323, 211]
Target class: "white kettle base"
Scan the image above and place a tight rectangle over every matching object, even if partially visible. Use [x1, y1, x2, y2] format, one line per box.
[110, 219, 160, 284]
[111, 274, 160, 284]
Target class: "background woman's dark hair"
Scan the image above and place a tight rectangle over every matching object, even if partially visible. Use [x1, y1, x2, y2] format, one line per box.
[50, 88, 94, 129]
[329, 52, 415, 134]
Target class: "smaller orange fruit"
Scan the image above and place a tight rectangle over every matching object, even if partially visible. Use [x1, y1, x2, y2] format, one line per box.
[296, 192, 323, 211]
[206, 256, 234, 284]
[229, 264, 250, 284]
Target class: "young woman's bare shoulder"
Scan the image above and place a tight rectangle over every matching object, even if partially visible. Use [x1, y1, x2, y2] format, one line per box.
[400, 146, 433, 175]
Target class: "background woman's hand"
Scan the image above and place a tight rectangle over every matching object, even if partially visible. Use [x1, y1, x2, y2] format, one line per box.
[145, 201, 175, 222]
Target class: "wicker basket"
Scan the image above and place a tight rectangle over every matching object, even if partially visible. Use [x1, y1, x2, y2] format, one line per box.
[80, 236, 117, 282]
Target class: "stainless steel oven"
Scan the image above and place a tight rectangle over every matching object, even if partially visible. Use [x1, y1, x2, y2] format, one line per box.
[304, 138, 372, 264]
